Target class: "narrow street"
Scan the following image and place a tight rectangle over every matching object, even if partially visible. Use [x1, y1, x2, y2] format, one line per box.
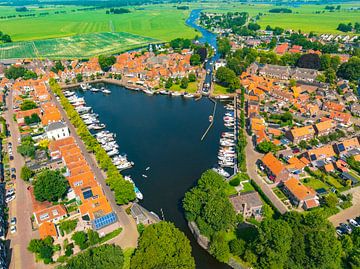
[4, 91, 38, 269]
[244, 134, 289, 214]
[48, 87, 138, 249]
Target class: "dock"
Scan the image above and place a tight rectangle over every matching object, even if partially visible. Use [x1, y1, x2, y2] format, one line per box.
[201, 97, 216, 141]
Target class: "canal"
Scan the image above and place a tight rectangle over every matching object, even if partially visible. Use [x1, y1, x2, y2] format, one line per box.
[77, 86, 231, 269]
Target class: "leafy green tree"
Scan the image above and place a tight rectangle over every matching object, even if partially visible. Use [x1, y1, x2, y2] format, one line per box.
[229, 238, 246, 256]
[165, 78, 173, 89]
[324, 192, 338, 208]
[72, 231, 88, 250]
[59, 219, 78, 234]
[209, 232, 231, 263]
[215, 67, 240, 91]
[131, 222, 195, 269]
[87, 229, 100, 246]
[256, 141, 277, 153]
[190, 54, 201, 66]
[188, 73, 196, 82]
[298, 140, 308, 150]
[76, 73, 83, 82]
[59, 244, 124, 269]
[5, 65, 26, 79]
[20, 100, 37, 111]
[180, 77, 189, 89]
[20, 165, 34, 181]
[98, 55, 116, 71]
[337, 56, 360, 81]
[33, 169, 68, 202]
[218, 37, 231, 57]
[17, 138, 36, 159]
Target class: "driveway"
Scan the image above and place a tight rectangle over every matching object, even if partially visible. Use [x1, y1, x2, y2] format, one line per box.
[48, 87, 138, 249]
[329, 186, 360, 227]
[244, 133, 289, 214]
[4, 91, 39, 269]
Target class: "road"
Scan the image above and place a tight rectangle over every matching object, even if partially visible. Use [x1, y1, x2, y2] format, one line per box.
[48, 87, 138, 249]
[244, 133, 289, 214]
[4, 90, 38, 269]
[329, 186, 360, 227]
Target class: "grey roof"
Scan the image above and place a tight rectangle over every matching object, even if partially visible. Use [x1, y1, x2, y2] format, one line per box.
[47, 121, 67, 132]
[230, 191, 263, 212]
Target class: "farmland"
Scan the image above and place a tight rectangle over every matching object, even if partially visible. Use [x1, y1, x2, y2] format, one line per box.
[0, 32, 158, 59]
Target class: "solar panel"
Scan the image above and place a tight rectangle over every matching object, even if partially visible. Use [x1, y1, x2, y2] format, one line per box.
[82, 189, 93, 199]
[310, 154, 317, 161]
[337, 143, 345, 152]
[92, 212, 117, 230]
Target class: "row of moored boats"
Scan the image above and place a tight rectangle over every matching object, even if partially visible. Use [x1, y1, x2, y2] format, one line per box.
[63, 89, 143, 200]
[213, 103, 237, 177]
[80, 83, 111, 94]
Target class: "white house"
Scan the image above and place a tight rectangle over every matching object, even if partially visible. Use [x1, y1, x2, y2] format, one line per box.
[46, 121, 70, 141]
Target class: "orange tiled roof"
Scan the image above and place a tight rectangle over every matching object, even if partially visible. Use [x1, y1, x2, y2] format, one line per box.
[262, 153, 286, 176]
[39, 222, 57, 239]
[284, 177, 316, 201]
[290, 125, 315, 138]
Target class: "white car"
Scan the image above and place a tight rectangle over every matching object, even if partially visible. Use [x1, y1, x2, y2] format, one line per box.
[6, 188, 15, 196]
[5, 195, 15, 203]
[10, 217, 16, 226]
[349, 219, 360, 228]
[10, 226, 16, 234]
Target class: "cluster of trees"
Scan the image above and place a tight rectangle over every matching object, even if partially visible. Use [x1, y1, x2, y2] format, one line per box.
[28, 236, 57, 264]
[20, 165, 34, 181]
[325, 5, 341, 11]
[235, 211, 343, 269]
[265, 25, 284, 35]
[24, 113, 41, 125]
[0, 31, 11, 43]
[169, 38, 192, 50]
[337, 22, 360, 33]
[58, 244, 124, 269]
[49, 79, 135, 204]
[267, 111, 293, 126]
[337, 56, 360, 81]
[200, 12, 248, 31]
[106, 8, 131, 14]
[5, 66, 37, 80]
[33, 169, 69, 202]
[51, 61, 65, 73]
[98, 55, 116, 72]
[15, 6, 29, 12]
[183, 170, 238, 239]
[71, 230, 101, 250]
[269, 8, 292, 13]
[131, 222, 195, 269]
[20, 99, 37, 111]
[237, 129, 247, 172]
[256, 141, 278, 153]
[17, 136, 36, 159]
[215, 67, 240, 91]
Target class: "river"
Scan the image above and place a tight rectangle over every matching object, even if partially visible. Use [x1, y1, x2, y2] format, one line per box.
[78, 9, 231, 269]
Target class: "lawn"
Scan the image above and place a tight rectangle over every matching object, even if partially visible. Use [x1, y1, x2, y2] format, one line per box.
[240, 181, 255, 193]
[273, 187, 287, 201]
[169, 81, 198, 93]
[213, 83, 232, 95]
[0, 32, 158, 59]
[225, 183, 238, 196]
[325, 175, 344, 190]
[301, 177, 329, 191]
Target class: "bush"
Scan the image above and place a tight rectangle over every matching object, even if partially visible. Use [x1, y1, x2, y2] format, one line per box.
[229, 177, 240, 186]
[229, 239, 246, 256]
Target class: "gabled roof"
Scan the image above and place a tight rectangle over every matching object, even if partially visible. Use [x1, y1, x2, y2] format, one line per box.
[284, 177, 316, 201]
[262, 153, 286, 176]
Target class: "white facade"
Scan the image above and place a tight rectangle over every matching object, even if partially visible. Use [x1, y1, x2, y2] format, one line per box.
[46, 122, 70, 140]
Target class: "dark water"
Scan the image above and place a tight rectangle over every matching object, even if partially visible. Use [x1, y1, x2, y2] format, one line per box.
[77, 86, 231, 269]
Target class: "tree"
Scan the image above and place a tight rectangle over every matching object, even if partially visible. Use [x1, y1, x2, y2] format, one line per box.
[180, 77, 189, 89]
[218, 37, 231, 57]
[297, 53, 321, 69]
[209, 232, 231, 263]
[253, 219, 293, 268]
[229, 238, 246, 256]
[20, 100, 37, 111]
[256, 141, 277, 153]
[337, 56, 360, 81]
[28, 236, 54, 264]
[131, 222, 195, 269]
[190, 54, 201, 66]
[72, 231, 88, 250]
[324, 192, 338, 208]
[33, 169, 68, 202]
[248, 22, 260, 31]
[51, 61, 65, 73]
[76, 73, 83, 82]
[5, 66, 26, 79]
[17, 138, 36, 159]
[165, 78, 173, 89]
[20, 166, 34, 181]
[98, 55, 116, 71]
[337, 23, 353, 32]
[188, 73, 196, 82]
[59, 219, 78, 234]
[59, 244, 124, 269]
[215, 67, 240, 91]
[299, 140, 308, 150]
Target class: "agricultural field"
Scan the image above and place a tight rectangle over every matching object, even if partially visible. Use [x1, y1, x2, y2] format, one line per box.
[0, 32, 158, 59]
[199, 2, 360, 34]
[0, 4, 197, 41]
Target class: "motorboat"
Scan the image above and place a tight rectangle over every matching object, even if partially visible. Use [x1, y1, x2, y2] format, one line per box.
[212, 167, 230, 177]
[64, 91, 75, 97]
[146, 167, 150, 171]
[80, 83, 90, 90]
[171, 91, 182, 97]
[216, 95, 231, 100]
[88, 123, 106, 130]
[117, 162, 133, 170]
[76, 106, 92, 114]
[107, 148, 119, 157]
[142, 174, 148, 178]
[102, 89, 111, 94]
[134, 186, 143, 200]
[90, 87, 100, 92]
[143, 89, 154, 95]
[159, 90, 168, 95]
[184, 93, 194, 98]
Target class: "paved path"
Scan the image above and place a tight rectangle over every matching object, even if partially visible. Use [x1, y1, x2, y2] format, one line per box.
[244, 134, 289, 214]
[5, 91, 38, 269]
[329, 186, 360, 227]
[49, 87, 138, 249]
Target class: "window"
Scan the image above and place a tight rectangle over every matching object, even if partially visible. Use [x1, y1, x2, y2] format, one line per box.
[40, 213, 49, 221]
[52, 210, 58, 216]
[74, 180, 83, 187]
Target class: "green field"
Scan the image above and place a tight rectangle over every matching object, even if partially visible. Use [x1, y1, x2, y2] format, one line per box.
[199, 2, 360, 34]
[0, 32, 158, 59]
[0, 5, 197, 41]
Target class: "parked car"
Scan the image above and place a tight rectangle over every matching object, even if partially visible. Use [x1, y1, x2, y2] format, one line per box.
[340, 223, 352, 234]
[10, 168, 15, 174]
[9, 155, 13, 161]
[10, 226, 16, 234]
[336, 229, 343, 236]
[349, 219, 360, 228]
[10, 174, 16, 180]
[5, 195, 15, 203]
[10, 217, 16, 226]
[6, 188, 15, 196]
